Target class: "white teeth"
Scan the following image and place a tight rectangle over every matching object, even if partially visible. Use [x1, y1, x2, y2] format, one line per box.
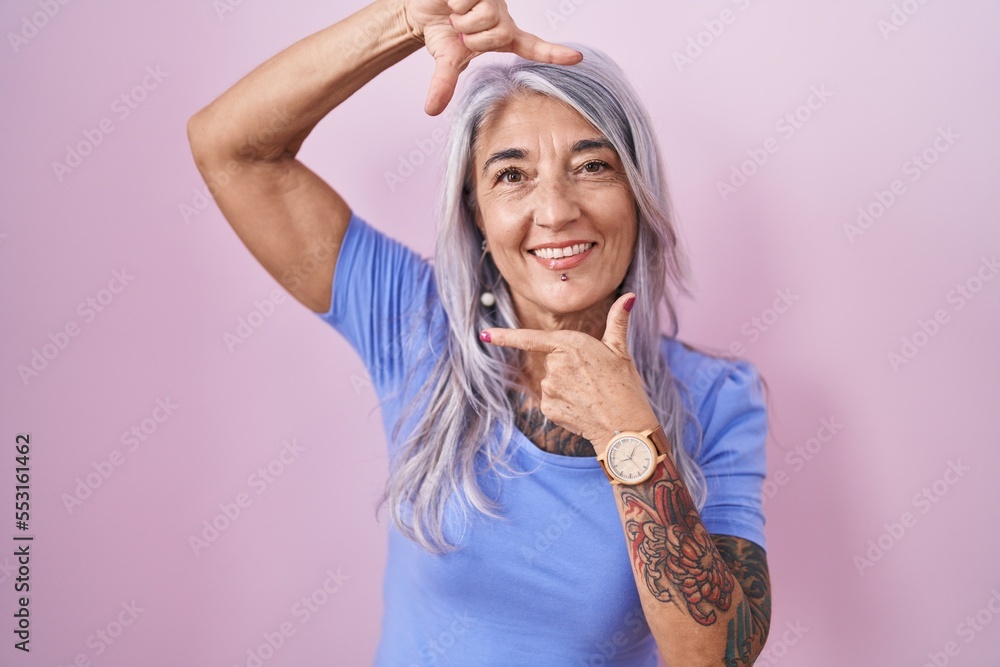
[531, 242, 594, 260]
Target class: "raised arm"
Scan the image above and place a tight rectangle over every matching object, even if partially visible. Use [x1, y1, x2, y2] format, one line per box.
[185, 0, 582, 313]
[185, 0, 422, 313]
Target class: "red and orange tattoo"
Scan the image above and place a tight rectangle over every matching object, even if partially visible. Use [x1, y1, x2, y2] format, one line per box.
[619, 460, 772, 665]
[620, 464, 736, 625]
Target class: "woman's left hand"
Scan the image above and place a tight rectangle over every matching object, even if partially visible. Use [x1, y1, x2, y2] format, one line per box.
[480, 292, 659, 448]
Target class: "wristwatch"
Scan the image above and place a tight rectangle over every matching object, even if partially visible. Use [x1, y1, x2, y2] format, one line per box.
[595, 425, 669, 485]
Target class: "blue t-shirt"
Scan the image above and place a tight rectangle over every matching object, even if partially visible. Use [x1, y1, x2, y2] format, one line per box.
[316, 211, 768, 666]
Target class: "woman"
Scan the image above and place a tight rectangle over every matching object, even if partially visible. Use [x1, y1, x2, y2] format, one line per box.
[187, 0, 772, 664]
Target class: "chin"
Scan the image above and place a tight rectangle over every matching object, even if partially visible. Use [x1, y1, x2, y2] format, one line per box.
[537, 287, 613, 318]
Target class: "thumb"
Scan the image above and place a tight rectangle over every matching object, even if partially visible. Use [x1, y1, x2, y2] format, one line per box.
[425, 51, 472, 116]
[602, 292, 636, 356]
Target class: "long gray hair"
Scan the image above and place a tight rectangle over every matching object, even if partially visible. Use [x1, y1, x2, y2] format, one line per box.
[380, 44, 710, 554]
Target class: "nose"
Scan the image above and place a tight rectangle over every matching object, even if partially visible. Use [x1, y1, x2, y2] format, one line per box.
[531, 174, 581, 230]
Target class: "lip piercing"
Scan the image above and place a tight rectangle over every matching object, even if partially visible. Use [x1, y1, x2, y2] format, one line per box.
[560, 274, 567, 281]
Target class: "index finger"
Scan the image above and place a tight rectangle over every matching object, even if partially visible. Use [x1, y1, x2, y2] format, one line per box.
[510, 29, 583, 66]
[480, 327, 562, 353]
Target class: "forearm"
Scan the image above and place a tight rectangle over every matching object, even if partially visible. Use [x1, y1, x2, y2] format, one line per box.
[601, 431, 762, 665]
[594, 392, 770, 667]
[189, 0, 422, 161]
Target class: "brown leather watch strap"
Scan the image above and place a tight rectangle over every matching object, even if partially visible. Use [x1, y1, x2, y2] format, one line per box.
[645, 424, 669, 458]
[597, 458, 617, 484]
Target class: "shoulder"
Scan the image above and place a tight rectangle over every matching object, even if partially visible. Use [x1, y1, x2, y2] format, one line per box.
[659, 336, 768, 460]
[659, 337, 769, 550]
[660, 336, 764, 415]
[339, 210, 440, 306]
[319, 210, 445, 392]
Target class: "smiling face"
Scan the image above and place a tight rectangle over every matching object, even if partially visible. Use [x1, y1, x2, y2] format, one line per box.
[471, 92, 638, 335]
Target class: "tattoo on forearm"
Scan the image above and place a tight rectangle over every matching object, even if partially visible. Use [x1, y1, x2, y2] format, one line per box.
[713, 535, 772, 666]
[724, 598, 752, 665]
[619, 464, 736, 625]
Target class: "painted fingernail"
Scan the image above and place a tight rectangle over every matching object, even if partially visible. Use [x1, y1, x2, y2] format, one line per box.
[479, 330, 492, 343]
[624, 296, 636, 312]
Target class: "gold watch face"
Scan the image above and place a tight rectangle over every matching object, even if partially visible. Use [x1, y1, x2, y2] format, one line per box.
[606, 435, 655, 484]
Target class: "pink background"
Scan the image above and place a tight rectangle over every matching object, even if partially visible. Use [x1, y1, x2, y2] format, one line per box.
[3, 1, 999, 665]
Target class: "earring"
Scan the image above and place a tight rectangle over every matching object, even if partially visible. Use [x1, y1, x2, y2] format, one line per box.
[479, 239, 497, 308]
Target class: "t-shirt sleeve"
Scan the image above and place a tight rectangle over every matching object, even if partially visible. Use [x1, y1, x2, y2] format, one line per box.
[694, 359, 768, 552]
[314, 210, 434, 394]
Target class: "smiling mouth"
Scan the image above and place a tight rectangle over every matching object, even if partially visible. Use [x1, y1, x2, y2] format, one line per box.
[528, 242, 595, 260]
[528, 242, 596, 271]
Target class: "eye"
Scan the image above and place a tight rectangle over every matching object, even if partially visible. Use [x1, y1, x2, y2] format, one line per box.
[493, 166, 523, 184]
[582, 160, 609, 173]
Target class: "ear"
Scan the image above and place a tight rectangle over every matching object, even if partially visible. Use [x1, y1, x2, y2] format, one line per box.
[474, 208, 486, 240]
[462, 181, 482, 231]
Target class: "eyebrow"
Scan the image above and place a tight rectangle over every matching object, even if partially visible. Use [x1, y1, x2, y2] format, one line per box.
[480, 138, 616, 178]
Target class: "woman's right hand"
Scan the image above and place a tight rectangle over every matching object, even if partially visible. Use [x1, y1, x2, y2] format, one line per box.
[401, 0, 583, 116]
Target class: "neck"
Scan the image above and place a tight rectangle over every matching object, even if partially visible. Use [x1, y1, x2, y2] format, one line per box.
[512, 292, 616, 394]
